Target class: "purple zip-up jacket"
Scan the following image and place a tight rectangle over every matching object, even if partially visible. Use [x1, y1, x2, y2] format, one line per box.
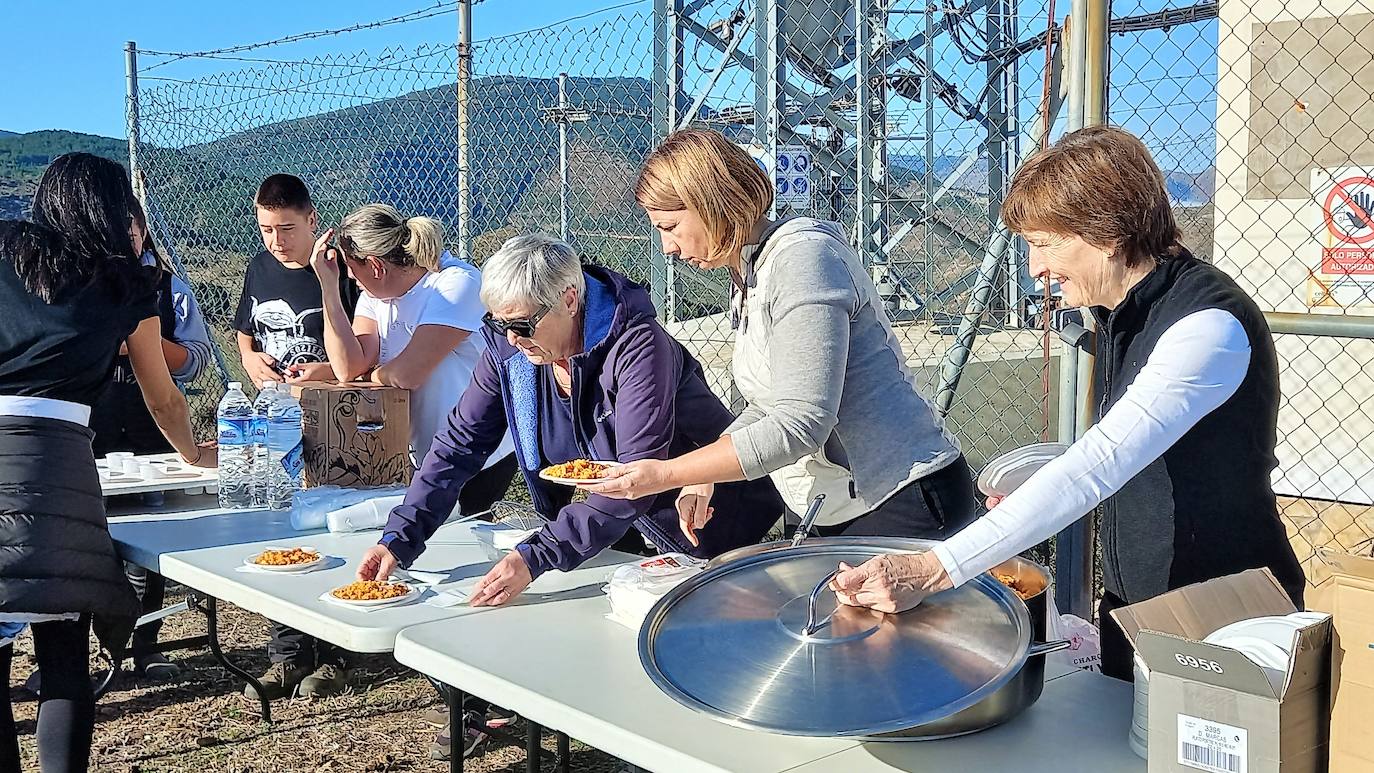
[379, 265, 782, 578]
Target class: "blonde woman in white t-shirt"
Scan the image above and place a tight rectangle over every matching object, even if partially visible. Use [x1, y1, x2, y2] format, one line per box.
[310, 204, 516, 475]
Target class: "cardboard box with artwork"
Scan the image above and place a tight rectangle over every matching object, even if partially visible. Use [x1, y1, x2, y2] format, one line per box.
[1111, 569, 1331, 773]
[288, 381, 411, 488]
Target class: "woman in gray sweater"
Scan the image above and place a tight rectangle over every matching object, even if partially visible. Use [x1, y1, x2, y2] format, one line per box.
[586, 129, 976, 543]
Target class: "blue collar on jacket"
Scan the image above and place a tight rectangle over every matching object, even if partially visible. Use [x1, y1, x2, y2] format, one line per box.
[504, 272, 617, 471]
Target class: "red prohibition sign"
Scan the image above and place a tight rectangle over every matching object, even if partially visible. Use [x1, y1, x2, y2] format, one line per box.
[1323, 176, 1374, 245]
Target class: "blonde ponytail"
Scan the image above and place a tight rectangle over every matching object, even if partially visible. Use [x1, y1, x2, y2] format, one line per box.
[402, 216, 445, 271]
[339, 204, 447, 271]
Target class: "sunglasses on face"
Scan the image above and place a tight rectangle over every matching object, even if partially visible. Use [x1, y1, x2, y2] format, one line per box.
[482, 305, 551, 339]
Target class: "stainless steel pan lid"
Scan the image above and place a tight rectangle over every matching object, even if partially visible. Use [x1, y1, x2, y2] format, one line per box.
[639, 540, 1033, 737]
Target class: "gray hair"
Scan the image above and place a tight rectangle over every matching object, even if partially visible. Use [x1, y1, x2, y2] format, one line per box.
[480, 233, 586, 312]
[338, 203, 445, 271]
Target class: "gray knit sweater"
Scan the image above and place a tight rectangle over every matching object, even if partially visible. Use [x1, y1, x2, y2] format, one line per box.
[725, 217, 960, 520]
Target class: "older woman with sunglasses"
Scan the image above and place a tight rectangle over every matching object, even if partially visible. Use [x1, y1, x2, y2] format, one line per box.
[356, 233, 782, 607]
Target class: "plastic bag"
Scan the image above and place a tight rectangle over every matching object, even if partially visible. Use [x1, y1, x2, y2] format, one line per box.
[290, 485, 407, 531]
[603, 553, 706, 630]
[1045, 586, 1103, 673]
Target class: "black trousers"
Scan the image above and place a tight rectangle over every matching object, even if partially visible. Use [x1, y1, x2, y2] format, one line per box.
[0, 616, 96, 773]
[124, 562, 166, 651]
[1097, 591, 1134, 682]
[269, 454, 521, 665]
[813, 455, 979, 540]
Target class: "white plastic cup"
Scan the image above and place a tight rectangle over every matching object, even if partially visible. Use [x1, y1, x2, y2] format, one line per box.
[140, 463, 166, 480]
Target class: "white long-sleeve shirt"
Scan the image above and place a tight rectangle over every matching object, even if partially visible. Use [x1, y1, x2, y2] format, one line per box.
[931, 308, 1252, 587]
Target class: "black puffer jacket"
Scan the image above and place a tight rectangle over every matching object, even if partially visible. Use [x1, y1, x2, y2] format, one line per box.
[0, 416, 140, 652]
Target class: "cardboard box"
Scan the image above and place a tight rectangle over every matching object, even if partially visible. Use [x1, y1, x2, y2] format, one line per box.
[1308, 549, 1374, 773]
[1112, 569, 1331, 773]
[289, 381, 412, 488]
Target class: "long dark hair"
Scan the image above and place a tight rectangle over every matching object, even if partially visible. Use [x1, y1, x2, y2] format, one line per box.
[129, 196, 172, 274]
[1, 153, 146, 303]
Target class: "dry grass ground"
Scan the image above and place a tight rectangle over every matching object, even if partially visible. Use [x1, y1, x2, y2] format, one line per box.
[8, 588, 628, 773]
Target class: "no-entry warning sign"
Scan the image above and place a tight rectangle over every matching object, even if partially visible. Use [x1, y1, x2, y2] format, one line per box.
[1310, 168, 1374, 309]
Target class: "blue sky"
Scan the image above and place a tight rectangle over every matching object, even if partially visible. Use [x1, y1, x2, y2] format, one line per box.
[1, 0, 1218, 174]
[1, 0, 638, 137]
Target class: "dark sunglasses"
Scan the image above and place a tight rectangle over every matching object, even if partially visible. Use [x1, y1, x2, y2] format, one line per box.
[482, 305, 551, 338]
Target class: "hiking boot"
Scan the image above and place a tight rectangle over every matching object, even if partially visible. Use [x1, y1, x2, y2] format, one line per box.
[428, 712, 490, 761]
[299, 662, 349, 698]
[243, 660, 309, 701]
[134, 652, 181, 681]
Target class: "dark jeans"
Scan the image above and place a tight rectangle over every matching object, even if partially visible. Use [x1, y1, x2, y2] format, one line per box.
[270, 453, 521, 666]
[125, 562, 166, 652]
[0, 616, 95, 773]
[813, 455, 978, 540]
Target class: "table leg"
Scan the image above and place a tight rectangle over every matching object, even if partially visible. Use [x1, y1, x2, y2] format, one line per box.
[200, 593, 272, 724]
[525, 721, 542, 773]
[556, 731, 571, 773]
[447, 684, 465, 773]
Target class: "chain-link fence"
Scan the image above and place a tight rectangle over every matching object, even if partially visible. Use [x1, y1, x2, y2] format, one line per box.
[1108, 0, 1374, 582]
[130, 0, 1374, 600]
[133, 1, 1064, 477]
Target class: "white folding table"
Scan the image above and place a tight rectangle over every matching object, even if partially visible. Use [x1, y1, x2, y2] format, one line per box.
[108, 495, 635, 743]
[395, 587, 1147, 773]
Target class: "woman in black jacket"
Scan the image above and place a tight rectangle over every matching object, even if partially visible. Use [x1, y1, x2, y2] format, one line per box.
[829, 127, 1304, 681]
[0, 154, 215, 772]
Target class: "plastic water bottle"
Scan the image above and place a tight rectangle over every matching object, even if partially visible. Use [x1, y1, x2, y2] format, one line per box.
[267, 387, 304, 509]
[216, 382, 255, 509]
[250, 381, 278, 508]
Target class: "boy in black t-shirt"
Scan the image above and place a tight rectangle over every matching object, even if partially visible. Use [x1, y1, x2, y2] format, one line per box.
[234, 174, 357, 701]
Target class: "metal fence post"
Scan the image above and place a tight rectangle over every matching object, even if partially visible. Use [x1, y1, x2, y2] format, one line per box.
[456, 1, 473, 260]
[557, 72, 571, 244]
[1052, 0, 1111, 621]
[125, 41, 141, 199]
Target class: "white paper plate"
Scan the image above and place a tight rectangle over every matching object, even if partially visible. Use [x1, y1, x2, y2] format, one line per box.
[977, 443, 1070, 497]
[244, 547, 324, 573]
[327, 583, 418, 607]
[538, 460, 619, 486]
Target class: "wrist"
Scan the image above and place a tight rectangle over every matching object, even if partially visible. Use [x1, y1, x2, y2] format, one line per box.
[181, 446, 203, 465]
[915, 551, 953, 593]
[660, 458, 686, 490]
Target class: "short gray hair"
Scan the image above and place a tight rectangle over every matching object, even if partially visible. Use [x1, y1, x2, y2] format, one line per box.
[480, 233, 586, 312]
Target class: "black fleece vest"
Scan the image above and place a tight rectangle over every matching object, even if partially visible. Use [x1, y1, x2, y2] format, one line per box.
[1091, 252, 1305, 606]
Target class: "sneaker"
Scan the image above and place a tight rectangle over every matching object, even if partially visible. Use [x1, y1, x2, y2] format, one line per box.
[298, 662, 349, 698]
[421, 706, 448, 728]
[422, 703, 514, 729]
[134, 652, 181, 681]
[243, 661, 309, 702]
[428, 712, 490, 761]
[485, 705, 517, 728]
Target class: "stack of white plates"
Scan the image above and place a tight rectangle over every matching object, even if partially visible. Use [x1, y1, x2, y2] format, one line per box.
[1129, 654, 1149, 759]
[1202, 611, 1330, 694]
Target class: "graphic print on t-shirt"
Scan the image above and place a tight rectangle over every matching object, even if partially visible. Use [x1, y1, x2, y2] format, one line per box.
[247, 296, 326, 365]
